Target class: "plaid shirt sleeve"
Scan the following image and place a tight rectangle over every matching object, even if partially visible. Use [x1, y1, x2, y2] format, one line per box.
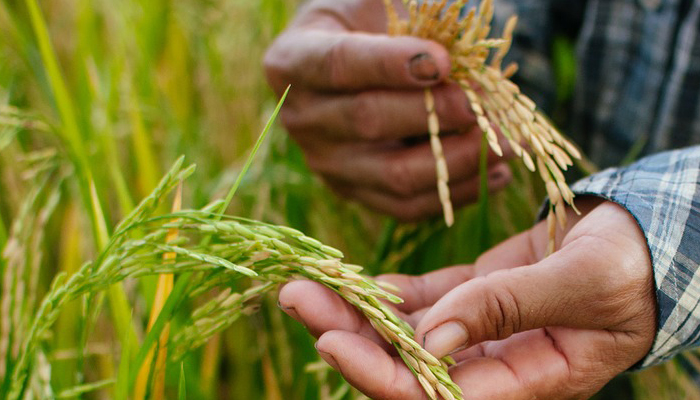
[568, 146, 700, 367]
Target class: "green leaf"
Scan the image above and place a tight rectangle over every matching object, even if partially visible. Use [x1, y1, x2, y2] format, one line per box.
[129, 273, 191, 390]
[56, 379, 115, 398]
[220, 85, 291, 214]
[178, 363, 186, 400]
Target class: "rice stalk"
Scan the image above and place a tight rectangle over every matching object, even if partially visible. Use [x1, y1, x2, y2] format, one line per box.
[385, 0, 582, 252]
[425, 89, 454, 226]
[5, 156, 461, 399]
[56, 379, 116, 399]
[124, 75, 162, 198]
[23, 0, 139, 355]
[0, 106, 50, 137]
[6, 159, 195, 400]
[0, 162, 62, 384]
[178, 363, 186, 400]
[199, 332, 221, 397]
[133, 183, 183, 400]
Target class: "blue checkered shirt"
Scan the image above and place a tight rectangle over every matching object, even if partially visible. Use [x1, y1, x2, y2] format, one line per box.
[490, 0, 700, 366]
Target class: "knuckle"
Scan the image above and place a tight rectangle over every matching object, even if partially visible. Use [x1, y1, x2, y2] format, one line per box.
[392, 201, 423, 222]
[263, 40, 292, 89]
[279, 108, 301, 131]
[438, 84, 474, 126]
[572, 236, 626, 289]
[480, 276, 522, 340]
[304, 151, 330, 176]
[349, 93, 382, 140]
[384, 157, 419, 198]
[262, 45, 280, 76]
[324, 36, 350, 89]
[568, 235, 652, 321]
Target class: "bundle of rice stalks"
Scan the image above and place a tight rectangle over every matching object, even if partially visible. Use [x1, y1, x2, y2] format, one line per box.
[3, 156, 462, 400]
[385, 0, 582, 253]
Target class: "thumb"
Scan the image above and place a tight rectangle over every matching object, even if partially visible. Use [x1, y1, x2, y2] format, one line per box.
[414, 240, 622, 359]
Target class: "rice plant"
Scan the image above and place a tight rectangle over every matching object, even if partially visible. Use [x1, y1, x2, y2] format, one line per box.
[1, 0, 697, 398]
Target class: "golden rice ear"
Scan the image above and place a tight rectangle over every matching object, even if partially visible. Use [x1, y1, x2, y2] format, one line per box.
[424, 89, 454, 227]
[383, 0, 400, 35]
[386, 0, 582, 253]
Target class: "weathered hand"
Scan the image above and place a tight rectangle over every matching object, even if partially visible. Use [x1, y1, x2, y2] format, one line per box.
[264, 0, 513, 221]
[278, 198, 657, 399]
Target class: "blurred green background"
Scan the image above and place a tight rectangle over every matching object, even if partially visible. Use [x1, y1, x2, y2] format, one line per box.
[0, 0, 698, 398]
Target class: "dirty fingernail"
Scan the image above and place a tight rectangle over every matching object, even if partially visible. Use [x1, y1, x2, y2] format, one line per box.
[423, 321, 469, 359]
[409, 53, 440, 81]
[315, 343, 340, 370]
[488, 164, 511, 183]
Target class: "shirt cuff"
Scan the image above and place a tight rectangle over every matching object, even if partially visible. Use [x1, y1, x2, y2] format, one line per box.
[565, 146, 700, 367]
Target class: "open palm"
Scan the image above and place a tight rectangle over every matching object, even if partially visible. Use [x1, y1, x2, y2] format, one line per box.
[279, 198, 656, 399]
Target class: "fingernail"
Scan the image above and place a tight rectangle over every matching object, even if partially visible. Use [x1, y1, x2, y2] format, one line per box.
[277, 301, 304, 325]
[315, 343, 340, 370]
[488, 167, 507, 182]
[409, 53, 440, 81]
[422, 321, 469, 359]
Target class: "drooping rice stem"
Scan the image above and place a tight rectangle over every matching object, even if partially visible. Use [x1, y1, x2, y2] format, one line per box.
[133, 183, 182, 400]
[425, 89, 454, 227]
[24, 0, 139, 357]
[385, 0, 582, 251]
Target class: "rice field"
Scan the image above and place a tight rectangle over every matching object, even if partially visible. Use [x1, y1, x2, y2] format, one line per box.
[0, 0, 699, 398]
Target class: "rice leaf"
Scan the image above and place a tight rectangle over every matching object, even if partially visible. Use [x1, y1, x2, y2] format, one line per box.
[178, 363, 186, 400]
[220, 85, 290, 214]
[115, 327, 131, 400]
[56, 379, 115, 398]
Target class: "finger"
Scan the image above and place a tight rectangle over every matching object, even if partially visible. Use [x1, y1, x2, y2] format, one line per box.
[379, 265, 477, 314]
[291, 0, 393, 34]
[287, 83, 478, 142]
[315, 330, 428, 400]
[415, 235, 646, 359]
[327, 163, 512, 221]
[472, 222, 549, 276]
[278, 281, 393, 351]
[308, 135, 512, 201]
[385, 222, 560, 315]
[472, 196, 620, 277]
[381, 221, 550, 315]
[265, 30, 451, 91]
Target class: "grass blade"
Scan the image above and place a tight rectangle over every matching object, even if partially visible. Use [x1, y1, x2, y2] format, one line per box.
[220, 85, 290, 214]
[0, 213, 6, 254]
[128, 87, 289, 390]
[133, 183, 182, 400]
[178, 363, 186, 400]
[25, 0, 139, 361]
[23, 0, 86, 166]
[128, 272, 190, 390]
[56, 379, 115, 399]
[126, 78, 161, 197]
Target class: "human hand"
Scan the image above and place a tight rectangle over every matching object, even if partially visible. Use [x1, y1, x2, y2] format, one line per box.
[278, 198, 656, 399]
[264, 0, 513, 221]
